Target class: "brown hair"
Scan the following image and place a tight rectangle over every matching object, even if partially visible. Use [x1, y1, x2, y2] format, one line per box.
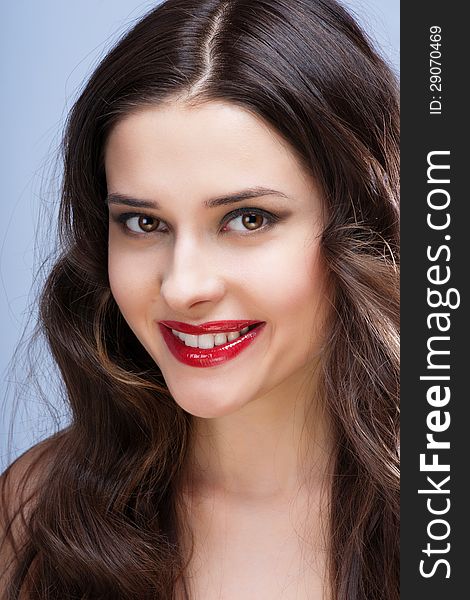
[1, 1, 399, 598]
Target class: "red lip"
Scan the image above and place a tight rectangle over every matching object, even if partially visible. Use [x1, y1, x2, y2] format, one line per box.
[158, 322, 266, 368]
[159, 320, 262, 334]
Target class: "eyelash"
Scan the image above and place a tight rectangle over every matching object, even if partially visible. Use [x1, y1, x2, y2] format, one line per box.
[112, 207, 281, 237]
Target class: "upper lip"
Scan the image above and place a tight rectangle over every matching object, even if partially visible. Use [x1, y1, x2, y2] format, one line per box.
[159, 320, 263, 334]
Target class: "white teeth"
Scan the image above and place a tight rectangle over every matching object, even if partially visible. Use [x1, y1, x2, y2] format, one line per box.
[214, 333, 228, 346]
[198, 333, 215, 349]
[171, 325, 256, 348]
[184, 334, 199, 347]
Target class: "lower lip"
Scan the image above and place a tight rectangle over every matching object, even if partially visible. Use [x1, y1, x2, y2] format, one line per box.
[158, 323, 266, 368]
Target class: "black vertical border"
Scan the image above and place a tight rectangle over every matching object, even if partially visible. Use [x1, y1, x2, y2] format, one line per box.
[401, 1, 468, 598]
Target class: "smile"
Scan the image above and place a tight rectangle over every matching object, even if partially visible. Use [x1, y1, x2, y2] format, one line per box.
[171, 324, 253, 348]
[158, 320, 266, 368]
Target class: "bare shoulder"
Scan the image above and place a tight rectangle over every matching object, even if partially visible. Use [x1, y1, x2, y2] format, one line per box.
[0, 436, 59, 593]
[1, 436, 57, 516]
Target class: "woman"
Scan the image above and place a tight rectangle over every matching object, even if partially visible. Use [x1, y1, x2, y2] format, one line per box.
[0, 0, 399, 598]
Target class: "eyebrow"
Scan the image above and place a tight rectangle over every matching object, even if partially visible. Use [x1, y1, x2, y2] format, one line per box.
[105, 187, 290, 209]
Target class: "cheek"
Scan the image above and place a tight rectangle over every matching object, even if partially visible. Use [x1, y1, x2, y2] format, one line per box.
[107, 244, 158, 324]
[249, 239, 329, 321]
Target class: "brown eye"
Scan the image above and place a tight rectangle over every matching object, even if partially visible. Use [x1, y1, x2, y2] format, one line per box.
[222, 210, 274, 233]
[121, 214, 164, 234]
[241, 213, 264, 230]
[138, 215, 160, 232]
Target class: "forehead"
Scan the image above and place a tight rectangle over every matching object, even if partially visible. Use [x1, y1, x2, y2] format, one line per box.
[104, 100, 317, 205]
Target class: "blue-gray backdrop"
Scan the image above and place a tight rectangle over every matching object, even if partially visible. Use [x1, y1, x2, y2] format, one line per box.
[0, 0, 399, 470]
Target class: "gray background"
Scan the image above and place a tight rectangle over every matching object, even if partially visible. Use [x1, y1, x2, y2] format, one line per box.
[0, 0, 399, 470]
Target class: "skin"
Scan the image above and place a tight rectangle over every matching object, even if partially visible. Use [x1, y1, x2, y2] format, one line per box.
[105, 100, 333, 597]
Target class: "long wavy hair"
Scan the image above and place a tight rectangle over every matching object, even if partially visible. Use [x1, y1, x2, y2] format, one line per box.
[1, 0, 399, 598]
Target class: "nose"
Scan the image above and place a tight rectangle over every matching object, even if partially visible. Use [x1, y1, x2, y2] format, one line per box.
[159, 235, 226, 313]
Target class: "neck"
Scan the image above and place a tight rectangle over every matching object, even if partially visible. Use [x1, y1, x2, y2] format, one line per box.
[183, 365, 333, 501]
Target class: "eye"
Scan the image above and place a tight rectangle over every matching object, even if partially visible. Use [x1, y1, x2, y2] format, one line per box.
[128, 215, 161, 233]
[116, 213, 167, 234]
[222, 209, 277, 233]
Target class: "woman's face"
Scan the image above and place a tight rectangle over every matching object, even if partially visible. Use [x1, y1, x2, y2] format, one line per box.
[105, 100, 331, 418]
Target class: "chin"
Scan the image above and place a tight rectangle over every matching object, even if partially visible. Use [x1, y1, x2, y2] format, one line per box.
[170, 389, 248, 419]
